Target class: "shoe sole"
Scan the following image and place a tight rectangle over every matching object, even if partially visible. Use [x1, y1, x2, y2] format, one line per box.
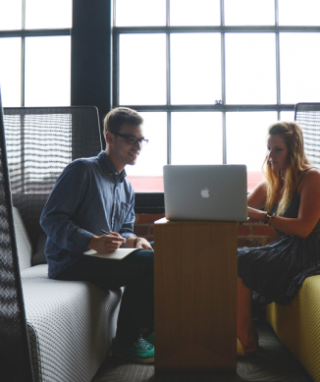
[112, 352, 154, 364]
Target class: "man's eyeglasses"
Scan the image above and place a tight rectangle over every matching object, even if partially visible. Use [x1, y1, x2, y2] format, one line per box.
[112, 132, 149, 147]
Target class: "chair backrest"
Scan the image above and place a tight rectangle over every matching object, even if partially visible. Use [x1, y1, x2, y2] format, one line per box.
[0, 90, 34, 381]
[3, 106, 102, 252]
[295, 103, 320, 167]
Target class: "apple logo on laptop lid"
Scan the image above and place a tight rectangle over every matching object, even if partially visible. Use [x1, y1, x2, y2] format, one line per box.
[201, 187, 210, 198]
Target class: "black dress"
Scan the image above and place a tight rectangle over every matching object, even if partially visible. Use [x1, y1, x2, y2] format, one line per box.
[238, 181, 320, 306]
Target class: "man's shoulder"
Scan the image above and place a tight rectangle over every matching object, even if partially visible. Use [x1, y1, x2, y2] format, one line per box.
[64, 155, 99, 173]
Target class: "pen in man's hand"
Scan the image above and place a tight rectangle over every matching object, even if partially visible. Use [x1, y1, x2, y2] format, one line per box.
[100, 229, 116, 237]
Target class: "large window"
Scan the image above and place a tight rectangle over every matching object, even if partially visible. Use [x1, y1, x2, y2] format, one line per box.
[113, 0, 320, 192]
[0, 0, 72, 107]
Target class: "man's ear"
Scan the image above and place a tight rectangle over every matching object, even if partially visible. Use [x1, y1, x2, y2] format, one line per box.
[105, 131, 113, 145]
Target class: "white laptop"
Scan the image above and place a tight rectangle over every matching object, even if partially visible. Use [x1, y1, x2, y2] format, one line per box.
[163, 165, 247, 222]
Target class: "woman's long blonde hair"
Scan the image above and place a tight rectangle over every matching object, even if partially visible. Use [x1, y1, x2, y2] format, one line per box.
[263, 121, 311, 216]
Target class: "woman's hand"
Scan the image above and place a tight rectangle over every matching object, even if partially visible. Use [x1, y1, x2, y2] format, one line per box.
[247, 206, 266, 223]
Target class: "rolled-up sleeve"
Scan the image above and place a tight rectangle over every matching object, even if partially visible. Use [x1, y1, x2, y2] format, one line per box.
[40, 161, 94, 254]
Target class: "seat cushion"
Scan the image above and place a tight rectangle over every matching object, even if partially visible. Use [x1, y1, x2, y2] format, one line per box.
[32, 233, 47, 266]
[13, 206, 32, 271]
[21, 264, 123, 382]
[267, 275, 320, 382]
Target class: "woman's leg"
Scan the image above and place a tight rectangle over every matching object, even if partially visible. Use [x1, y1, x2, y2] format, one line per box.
[237, 277, 257, 352]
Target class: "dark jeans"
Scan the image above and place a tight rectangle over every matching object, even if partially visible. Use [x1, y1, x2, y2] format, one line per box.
[55, 244, 154, 344]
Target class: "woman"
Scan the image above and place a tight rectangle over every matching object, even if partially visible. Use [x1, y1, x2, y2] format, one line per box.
[237, 121, 320, 356]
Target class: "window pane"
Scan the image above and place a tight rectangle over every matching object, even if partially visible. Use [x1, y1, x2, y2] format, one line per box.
[225, 0, 274, 26]
[25, 0, 72, 29]
[25, 36, 71, 107]
[0, 38, 21, 107]
[115, 0, 165, 26]
[226, 112, 277, 191]
[119, 34, 166, 105]
[171, 34, 221, 104]
[279, 0, 320, 26]
[171, 112, 223, 165]
[280, 33, 320, 104]
[170, 0, 220, 26]
[225, 34, 276, 104]
[0, 0, 22, 30]
[280, 111, 295, 122]
[126, 112, 166, 192]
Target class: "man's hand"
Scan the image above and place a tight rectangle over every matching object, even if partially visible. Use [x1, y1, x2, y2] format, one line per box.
[88, 232, 126, 254]
[135, 237, 153, 251]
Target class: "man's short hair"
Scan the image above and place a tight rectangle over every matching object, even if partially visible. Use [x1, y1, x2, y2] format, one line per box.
[103, 107, 143, 138]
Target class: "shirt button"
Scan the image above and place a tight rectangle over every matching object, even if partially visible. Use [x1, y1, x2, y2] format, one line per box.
[115, 172, 118, 175]
[115, 201, 117, 204]
[112, 218, 114, 220]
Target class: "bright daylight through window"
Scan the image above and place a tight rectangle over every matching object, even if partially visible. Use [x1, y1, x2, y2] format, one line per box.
[1, 0, 320, 194]
[114, 0, 320, 192]
[0, 0, 72, 185]
[0, 0, 72, 108]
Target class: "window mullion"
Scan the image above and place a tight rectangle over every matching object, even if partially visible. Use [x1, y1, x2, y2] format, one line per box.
[113, 0, 116, 27]
[275, 0, 281, 120]
[221, 0, 226, 164]
[166, 33, 171, 165]
[21, 0, 26, 107]
[112, 32, 119, 106]
[166, 0, 171, 165]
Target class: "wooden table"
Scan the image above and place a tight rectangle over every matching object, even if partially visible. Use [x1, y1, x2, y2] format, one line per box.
[154, 218, 237, 374]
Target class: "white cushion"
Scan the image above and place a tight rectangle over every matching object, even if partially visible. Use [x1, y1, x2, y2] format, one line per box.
[13, 206, 32, 271]
[21, 264, 123, 382]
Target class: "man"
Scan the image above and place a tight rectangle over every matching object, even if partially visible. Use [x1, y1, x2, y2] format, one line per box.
[40, 107, 155, 363]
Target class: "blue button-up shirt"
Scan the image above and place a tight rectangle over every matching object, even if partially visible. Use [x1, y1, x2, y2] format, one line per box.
[40, 151, 136, 279]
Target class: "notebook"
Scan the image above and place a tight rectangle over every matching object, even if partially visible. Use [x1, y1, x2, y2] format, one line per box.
[163, 164, 247, 222]
[83, 248, 139, 260]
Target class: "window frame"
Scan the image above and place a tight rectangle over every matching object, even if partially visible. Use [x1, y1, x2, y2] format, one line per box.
[112, 0, 320, 212]
[3, 1, 320, 213]
[112, 3, 320, 159]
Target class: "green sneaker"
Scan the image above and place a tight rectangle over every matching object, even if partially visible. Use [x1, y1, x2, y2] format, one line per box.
[112, 337, 154, 364]
[144, 332, 154, 346]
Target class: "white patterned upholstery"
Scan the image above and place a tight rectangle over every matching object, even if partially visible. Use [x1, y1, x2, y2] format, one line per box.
[21, 265, 122, 382]
[13, 206, 123, 382]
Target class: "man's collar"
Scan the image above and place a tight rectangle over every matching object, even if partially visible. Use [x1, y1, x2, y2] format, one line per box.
[98, 151, 127, 181]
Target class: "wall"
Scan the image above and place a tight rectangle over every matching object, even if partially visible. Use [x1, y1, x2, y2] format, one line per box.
[134, 214, 279, 246]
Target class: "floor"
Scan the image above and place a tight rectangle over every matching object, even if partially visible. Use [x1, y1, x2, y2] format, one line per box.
[92, 321, 312, 382]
